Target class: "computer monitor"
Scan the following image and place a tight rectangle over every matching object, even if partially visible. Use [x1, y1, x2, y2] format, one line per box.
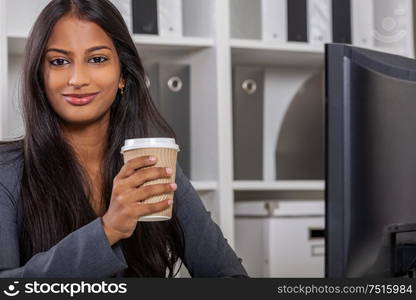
[326, 43, 416, 277]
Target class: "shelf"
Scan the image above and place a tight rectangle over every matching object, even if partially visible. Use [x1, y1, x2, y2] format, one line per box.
[233, 180, 325, 191]
[133, 35, 214, 51]
[230, 38, 325, 67]
[190, 180, 218, 192]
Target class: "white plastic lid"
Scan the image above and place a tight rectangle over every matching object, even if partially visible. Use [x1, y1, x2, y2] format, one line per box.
[121, 138, 180, 153]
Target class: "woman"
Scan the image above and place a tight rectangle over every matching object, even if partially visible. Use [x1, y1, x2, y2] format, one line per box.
[0, 0, 248, 278]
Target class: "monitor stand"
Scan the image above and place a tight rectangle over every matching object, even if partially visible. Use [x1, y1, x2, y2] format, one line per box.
[388, 223, 416, 278]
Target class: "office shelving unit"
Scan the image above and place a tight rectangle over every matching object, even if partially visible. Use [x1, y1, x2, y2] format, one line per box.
[230, 38, 324, 67]
[0, 1, 414, 267]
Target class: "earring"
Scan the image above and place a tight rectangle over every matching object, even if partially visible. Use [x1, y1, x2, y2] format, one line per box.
[120, 86, 125, 95]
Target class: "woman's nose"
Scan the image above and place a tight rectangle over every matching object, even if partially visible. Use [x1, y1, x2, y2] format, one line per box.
[68, 62, 90, 88]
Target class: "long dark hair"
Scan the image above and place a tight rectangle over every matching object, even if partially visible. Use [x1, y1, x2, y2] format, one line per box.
[3, 0, 185, 277]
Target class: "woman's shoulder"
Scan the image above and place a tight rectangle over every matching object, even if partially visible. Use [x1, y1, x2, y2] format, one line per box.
[0, 140, 24, 200]
[0, 139, 24, 165]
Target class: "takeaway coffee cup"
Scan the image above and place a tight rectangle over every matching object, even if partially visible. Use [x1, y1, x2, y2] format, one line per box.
[121, 138, 180, 221]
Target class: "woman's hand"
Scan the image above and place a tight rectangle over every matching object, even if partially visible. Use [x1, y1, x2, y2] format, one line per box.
[102, 155, 177, 246]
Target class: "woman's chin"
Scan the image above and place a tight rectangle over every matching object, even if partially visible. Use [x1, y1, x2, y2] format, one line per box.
[59, 113, 109, 128]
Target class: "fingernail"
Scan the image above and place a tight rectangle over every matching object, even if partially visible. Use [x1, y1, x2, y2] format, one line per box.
[170, 183, 177, 189]
[148, 156, 156, 162]
[168, 199, 173, 205]
[166, 168, 172, 175]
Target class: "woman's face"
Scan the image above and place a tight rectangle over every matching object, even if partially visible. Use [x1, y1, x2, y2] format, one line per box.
[43, 14, 124, 126]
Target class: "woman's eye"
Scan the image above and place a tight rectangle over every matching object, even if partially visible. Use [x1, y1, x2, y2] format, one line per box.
[88, 56, 108, 64]
[50, 58, 69, 66]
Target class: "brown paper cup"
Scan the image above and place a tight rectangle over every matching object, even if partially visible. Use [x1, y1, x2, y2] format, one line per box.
[121, 139, 179, 222]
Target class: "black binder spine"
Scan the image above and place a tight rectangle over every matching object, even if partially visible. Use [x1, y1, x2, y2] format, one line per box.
[287, 0, 308, 42]
[132, 0, 158, 34]
[143, 63, 192, 178]
[233, 66, 264, 180]
[159, 64, 191, 178]
[332, 0, 352, 44]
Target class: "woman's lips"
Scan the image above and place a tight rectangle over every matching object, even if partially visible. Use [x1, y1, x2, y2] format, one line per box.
[63, 92, 99, 106]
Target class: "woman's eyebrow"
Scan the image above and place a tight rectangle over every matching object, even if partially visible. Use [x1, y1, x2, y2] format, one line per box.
[85, 45, 112, 53]
[45, 48, 70, 55]
[45, 45, 113, 55]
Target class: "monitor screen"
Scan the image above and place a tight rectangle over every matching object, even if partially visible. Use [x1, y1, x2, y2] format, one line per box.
[326, 44, 416, 277]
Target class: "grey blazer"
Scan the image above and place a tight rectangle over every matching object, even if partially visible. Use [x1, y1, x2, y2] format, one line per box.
[0, 142, 248, 278]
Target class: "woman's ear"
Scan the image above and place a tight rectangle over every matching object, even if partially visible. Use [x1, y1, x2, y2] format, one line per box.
[118, 78, 125, 89]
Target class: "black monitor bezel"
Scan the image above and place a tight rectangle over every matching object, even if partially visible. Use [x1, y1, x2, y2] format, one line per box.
[325, 43, 416, 277]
